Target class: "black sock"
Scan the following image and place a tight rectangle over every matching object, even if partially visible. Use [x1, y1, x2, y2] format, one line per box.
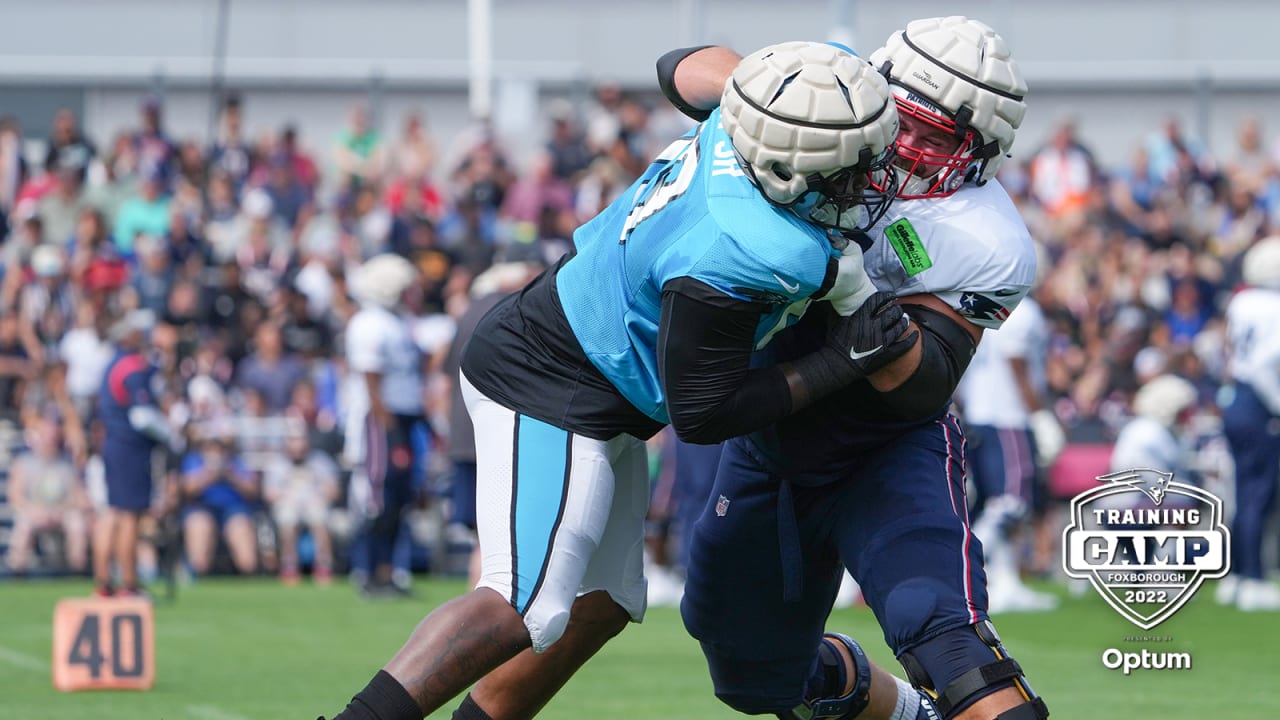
[451, 693, 494, 720]
[332, 670, 423, 720]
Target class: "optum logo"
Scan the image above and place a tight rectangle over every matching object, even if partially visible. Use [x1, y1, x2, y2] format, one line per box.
[1101, 648, 1192, 675]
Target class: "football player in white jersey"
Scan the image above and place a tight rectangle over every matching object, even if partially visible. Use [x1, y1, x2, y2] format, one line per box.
[956, 282, 1066, 613]
[1111, 374, 1198, 473]
[1219, 236, 1280, 611]
[343, 254, 426, 597]
[661, 17, 1048, 720]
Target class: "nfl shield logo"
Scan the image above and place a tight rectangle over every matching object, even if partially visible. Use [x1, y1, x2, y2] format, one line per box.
[1062, 468, 1230, 630]
[715, 495, 730, 517]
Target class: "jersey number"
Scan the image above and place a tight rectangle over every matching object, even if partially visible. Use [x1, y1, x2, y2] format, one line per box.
[619, 131, 700, 244]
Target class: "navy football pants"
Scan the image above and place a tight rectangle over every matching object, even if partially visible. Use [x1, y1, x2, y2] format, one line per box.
[681, 415, 988, 713]
[1222, 383, 1280, 580]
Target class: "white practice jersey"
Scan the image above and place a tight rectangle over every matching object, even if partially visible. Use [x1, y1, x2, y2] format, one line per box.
[863, 179, 1037, 330]
[345, 304, 424, 416]
[1225, 287, 1280, 413]
[1111, 416, 1182, 473]
[956, 298, 1048, 429]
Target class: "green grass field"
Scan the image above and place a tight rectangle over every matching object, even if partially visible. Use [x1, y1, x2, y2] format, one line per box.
[2, 577, 1276, 719]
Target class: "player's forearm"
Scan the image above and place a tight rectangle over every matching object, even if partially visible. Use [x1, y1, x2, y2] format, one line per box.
[866, 324, 924, 392]
[657, 46, 740, 119]
[870, 305, 977, 421]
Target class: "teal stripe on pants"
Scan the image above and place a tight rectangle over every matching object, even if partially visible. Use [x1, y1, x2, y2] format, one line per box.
[513, 415, 571, 614]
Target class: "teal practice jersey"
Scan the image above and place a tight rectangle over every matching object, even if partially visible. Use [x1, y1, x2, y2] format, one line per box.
[556, 109, 839, 424]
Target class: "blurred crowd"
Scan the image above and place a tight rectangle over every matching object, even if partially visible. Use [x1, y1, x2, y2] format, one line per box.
[0, 87, 683, 583]
[0, 87, 1274, 585]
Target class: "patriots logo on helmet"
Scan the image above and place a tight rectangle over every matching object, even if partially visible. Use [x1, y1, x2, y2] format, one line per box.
[958, 292, 1011, 323]
[1096, 468, 1175, 506]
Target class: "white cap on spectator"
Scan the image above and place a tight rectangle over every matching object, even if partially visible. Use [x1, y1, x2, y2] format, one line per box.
[1243, 236, 1280, 290]
[30, 243, 65, 278]
[188, 374, 225, 408]
[242, 187, 275, 220]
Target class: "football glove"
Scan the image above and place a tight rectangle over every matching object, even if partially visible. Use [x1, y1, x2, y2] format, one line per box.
[825, 290, 917, 377]
[825, 242, 878, 316]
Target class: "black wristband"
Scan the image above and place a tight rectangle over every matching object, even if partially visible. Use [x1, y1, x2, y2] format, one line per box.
[782, 346, 859, 410]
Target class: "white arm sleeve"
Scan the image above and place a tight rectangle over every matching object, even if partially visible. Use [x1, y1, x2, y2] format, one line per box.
[128, 405, 173, 446]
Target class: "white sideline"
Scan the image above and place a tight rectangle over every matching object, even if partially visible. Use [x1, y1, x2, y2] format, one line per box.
[0, 644, 44, 672]
[186, 704, 253, 720]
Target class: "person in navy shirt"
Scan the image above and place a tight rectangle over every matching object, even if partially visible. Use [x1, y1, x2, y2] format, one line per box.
[93, 309, 177, 596]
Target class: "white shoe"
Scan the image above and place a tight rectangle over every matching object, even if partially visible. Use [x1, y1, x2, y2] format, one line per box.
[987, 575, 1059, 614]
[1236, 579, 1280, 612]
[1214, 576, 1239, 606]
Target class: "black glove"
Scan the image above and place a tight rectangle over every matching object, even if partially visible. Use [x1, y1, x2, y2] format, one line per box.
[824, 290, 917, 377]
[784, 292, 918, 409]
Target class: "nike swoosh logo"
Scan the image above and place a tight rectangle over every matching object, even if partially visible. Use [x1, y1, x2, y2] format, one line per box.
[849, 344, 883, 361]
[993, 288, 1020, 297]
[773, 274, 801, 294]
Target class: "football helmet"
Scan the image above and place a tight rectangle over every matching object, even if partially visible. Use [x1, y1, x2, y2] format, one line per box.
[1133, 374, 1198, 428]
[870, 16, 1027, 198]
[719, 41, 900, 234]
[1243, 235, 1280, 290]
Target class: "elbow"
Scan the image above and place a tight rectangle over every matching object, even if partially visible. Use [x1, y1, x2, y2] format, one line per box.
[669, 407, 730, 445]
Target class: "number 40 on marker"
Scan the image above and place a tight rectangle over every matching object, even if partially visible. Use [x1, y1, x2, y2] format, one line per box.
[52, 597, 155, 691]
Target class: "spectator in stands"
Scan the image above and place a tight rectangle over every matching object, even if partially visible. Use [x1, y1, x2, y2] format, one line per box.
[36, 152, 93, 247]
[58, 299, 112, 421]
[4, 416, 88, 574]
[0, 312, 33, 423]
[335, 103, 385, 192]
[112, 166, 171, 258]
[208, 93, 254, 195]
[235, 321, 307, 413]
[264, 422, 340, 584]
[17, 243, 75, 368]
[180, 434, 259, 576]
[132, 96, 176, 184]
[390, 111, 437, 183]
[0, 115, 27, 241]
[129, 234, 176, 316]
[544, 99, 592, 182]
[68, 208, 125, 292]
[1030, 119, 1098, 222]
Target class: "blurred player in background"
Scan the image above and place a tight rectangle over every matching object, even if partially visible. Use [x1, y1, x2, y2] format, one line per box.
[664, 17, 1049, 720]
[1111, 374, 1198, 474]
[1218, 236, 1280, 611]
[343, 254, 425, 598]
[324, 42, 913, 720]
[956, 256, 1065, 613]
[93, 309, 176, 597]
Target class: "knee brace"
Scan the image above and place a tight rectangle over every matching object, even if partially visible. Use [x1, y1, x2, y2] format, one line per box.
[776, 633, 872, 720]
[898, 621, 1048, 720]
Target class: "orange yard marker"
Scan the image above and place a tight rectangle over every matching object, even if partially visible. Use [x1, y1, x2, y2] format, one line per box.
[52, 597, 155, 691]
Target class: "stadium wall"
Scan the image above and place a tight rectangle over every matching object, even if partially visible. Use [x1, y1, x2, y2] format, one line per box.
[2, 0, 1279, 172]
